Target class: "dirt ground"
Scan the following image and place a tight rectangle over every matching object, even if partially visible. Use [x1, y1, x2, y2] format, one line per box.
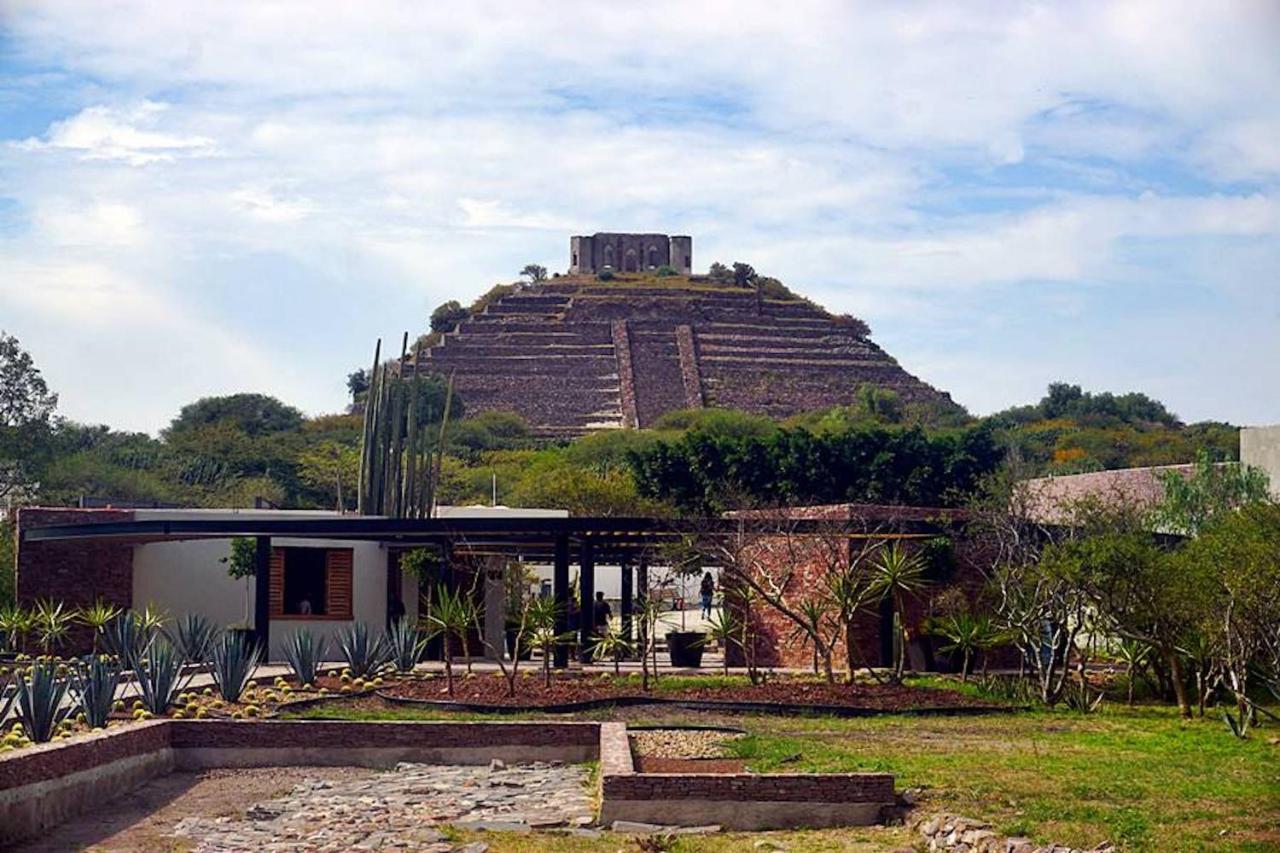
[13, 766, 377, 852]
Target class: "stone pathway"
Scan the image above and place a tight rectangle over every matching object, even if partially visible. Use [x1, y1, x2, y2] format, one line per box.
[173, 761, 596, 851]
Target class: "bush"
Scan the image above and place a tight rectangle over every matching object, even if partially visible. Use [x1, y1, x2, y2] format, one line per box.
[131, 638, 190, 714]
[337, 623, 392, 679]
[597, 269, 615, 281]
[168, 614, 220, 664]
[71, 656, 122, 728]
[210, 631, 260, 703]
[17, 662, 72, 742]
[282, 629, 327, 685]
[430, 300, 469, 333]
[654, 264, 676, 277]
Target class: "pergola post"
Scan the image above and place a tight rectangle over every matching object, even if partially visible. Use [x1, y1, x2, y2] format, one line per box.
[620, 561, 633, 646]
[553, 534, 570, 668]
[578, 539, 595, 664]
[253, 536, 272, 659]
[636, 555, 649, 664]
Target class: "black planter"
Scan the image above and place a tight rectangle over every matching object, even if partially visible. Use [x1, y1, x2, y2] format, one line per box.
[666, 631, 706, 668]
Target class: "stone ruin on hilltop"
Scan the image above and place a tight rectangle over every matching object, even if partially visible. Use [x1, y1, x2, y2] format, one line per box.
[406, 234, 956, 437]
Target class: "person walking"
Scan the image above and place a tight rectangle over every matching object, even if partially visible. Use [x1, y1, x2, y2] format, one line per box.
[699, 571, 715, 618]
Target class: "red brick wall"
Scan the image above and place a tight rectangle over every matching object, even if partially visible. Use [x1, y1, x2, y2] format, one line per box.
[15, 508, 135, 653]
[166, 720, 601, 749]
[722, 504, 1011, 672]
[603, 772, 895, 803]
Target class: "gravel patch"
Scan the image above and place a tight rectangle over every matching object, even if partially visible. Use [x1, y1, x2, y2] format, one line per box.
[629, 728, 745, 759]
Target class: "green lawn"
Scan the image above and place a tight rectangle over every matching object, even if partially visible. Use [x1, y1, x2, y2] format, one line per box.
[280, 694, 1279, 850]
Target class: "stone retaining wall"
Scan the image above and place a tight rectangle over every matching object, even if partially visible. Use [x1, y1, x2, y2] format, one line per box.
[597, 720, 896, 830]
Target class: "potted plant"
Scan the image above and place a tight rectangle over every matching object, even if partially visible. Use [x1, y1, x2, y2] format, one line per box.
[665, 629, 706, 668]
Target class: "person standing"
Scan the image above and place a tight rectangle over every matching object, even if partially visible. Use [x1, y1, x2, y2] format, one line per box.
[699, 571, 715, 618]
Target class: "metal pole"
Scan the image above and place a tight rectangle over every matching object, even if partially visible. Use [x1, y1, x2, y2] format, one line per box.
[620, 560, 633, 647]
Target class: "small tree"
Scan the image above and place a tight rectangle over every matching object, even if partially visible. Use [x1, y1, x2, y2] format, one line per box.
[868, 544, 929, 684]
[520, 264, 548, 283]
[220, 537, 257, 626]
[931, 612, 1003, 682]
[429, 300, 469, 334]
[707, 262, 732, 283]
[732, 262, 756, 287]
[592, 625, 632, 676]
[422, 586, 474, 696]
[525, 596, 570, 689]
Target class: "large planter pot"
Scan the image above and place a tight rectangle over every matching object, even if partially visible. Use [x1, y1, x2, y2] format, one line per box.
[666, 631, 707, 668]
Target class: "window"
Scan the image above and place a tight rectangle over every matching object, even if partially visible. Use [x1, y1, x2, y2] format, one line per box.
[270, 547, 353, 619]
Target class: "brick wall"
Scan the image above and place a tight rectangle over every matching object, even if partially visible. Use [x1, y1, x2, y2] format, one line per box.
[602, 772, 895, 803]
[15, 507, 135, 653]
[0, 719, 169, 791]
[167, 720, 601, 750]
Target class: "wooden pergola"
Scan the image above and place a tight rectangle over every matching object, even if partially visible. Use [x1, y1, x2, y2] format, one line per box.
[23, 514, 944, 667]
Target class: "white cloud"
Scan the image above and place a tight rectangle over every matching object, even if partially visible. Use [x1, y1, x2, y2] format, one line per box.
[16, 101, 215, 165]
[0, 0, 1277, 429]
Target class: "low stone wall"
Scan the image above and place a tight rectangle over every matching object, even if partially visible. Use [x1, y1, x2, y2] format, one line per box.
[0, 719, 602, 847]
[597, 721, 896, 830]
[169, 719, 601, 768]
[0, 720, 173, 847]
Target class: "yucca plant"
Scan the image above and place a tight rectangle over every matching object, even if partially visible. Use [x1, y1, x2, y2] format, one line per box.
[422, 589, 475, 694]
[933, 612, 1004, 682]
[135, 603, 169, 638]
[34, 599, 75, 655]
[0, 603, 35, 654]
[209, 631, 260, 703]
[524, 597, 572, 690]
[16, 661, 72, 742]
[387, 619, 425, 674]
[591, 625, 633, 676]
[77, 600, 122, 653]
[336, 622, 392, 679]
[130, 637, 190, 715]
[1116, 639, 1151, 707]
[283, 629, 327, 685]
[868, 544, 929, 684]
[71, 656, 123, 728]
[700, 609, 741, 677]
[101, 612, 150, 663]
[168, 614, 220, 664]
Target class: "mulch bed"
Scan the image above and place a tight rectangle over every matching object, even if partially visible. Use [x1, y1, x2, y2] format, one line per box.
[633, 756, 747, 773]
[377, 674, 1002, 712]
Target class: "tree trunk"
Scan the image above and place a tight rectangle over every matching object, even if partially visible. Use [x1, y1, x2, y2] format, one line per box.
[1165, 649, 1192, 719]
[962, 649, 971, 682]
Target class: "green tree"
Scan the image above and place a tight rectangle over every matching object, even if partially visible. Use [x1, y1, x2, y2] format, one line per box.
[732, 262, 756, 287]
[0, 518, 15, 606]
[0, 332, 58, 505]
[166, 394, 303, 438]
[869, 544, 929, 683]
[430, 300, 469, 334]
[520, 264, 548, 283]
[1152, 450, 1271, 535]
[297, 441, 359, 510]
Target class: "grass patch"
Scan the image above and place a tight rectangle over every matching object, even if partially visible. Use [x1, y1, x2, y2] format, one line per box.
[723, 704, 1280, 850]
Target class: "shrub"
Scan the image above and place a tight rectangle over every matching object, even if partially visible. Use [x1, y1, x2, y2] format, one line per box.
[282, 629, 327, 685]
[654, 264, 676, 277]
[336, 623, 392, 679]
[101, 612, 151, 663]
[131, 638, 190, 715]
[388, 619, 424, 673]
[16, 662, 72, 742]
[210, 631, 260, 703]
[71, 656, 122, 728]
[168, 614, 220, 664]
[596, 269, 615, 281]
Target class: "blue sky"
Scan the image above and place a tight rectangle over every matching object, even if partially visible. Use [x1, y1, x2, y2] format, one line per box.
[1, 1, 1277, 434]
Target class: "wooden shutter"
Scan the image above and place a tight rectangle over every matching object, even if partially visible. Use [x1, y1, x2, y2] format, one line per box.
[269, 548, 285, 618]
[325, 549, 354, 619]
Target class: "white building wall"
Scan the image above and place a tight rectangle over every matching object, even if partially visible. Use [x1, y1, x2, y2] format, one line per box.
[130, 506, 565, 662]
[1241, 425, 1280, 499]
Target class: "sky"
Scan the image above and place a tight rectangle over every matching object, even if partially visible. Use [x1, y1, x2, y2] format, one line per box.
[0, 1, 1278, 435]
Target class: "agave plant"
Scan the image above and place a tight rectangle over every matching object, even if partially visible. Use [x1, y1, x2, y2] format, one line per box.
[135, 603, 169, 638]
[387, 619, 424, 674]
[168, 614, 221, 664]
[209, 631, 260, 703]
[34, 599, 75, 655]
[77, 600, 123, 653]
[16, 662, 72, 742]
[130, 637, 190, 715]
[591, 625, 633, 676]
[71, 656, 123, 728]
[282, 629, 327, 685]
[336, 622, 392, 679]
[0, 603, 35, 654]
[101, 612, 151, 663]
